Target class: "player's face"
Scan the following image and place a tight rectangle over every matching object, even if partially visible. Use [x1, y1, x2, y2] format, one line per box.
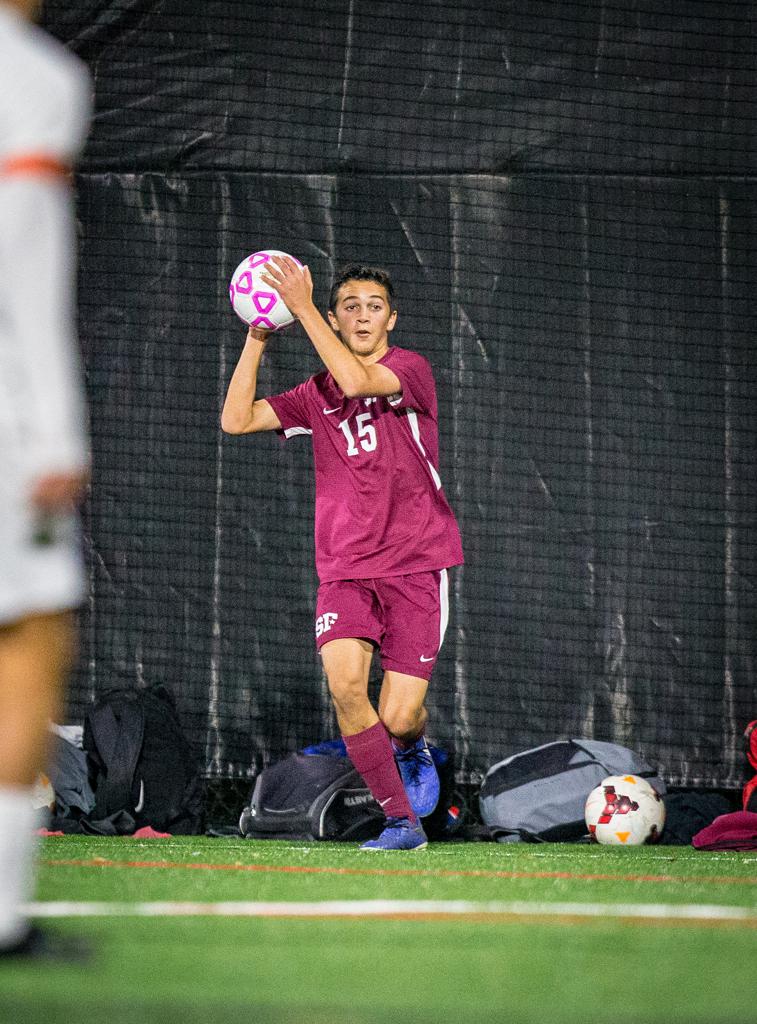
[328, 281, 397, 359]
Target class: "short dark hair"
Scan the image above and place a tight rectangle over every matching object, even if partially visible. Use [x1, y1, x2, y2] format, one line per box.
[328, 264, 395, 312]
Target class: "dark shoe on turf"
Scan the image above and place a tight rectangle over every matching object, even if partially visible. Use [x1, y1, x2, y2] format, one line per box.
[360, 816, 428, 851]
[0, 926, 91, 964]
[393, 736, 440, 818]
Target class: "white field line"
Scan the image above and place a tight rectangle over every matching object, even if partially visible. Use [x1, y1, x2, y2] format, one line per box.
[24, 899, 757, 922]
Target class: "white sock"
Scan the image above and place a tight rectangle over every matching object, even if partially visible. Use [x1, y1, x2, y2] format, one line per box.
[0, 786, 38, 948]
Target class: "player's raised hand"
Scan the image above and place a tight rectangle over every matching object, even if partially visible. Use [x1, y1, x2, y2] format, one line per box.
[261, 256, 313, 319]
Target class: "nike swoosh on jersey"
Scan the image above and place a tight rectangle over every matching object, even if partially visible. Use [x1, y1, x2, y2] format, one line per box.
[419, 655, 434, 663]
[323, 406, 342, 415]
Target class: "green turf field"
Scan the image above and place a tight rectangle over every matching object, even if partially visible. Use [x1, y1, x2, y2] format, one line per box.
[1, 835, 756, 1024]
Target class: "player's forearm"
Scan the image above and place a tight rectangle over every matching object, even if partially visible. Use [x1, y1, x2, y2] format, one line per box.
[221, 334, 266, 432]
[297, 303, 373, 398]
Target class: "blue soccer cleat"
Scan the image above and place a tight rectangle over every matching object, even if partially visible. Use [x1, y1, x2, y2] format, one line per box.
[360, 816, 428, 851]
[393, 736, 440, 818]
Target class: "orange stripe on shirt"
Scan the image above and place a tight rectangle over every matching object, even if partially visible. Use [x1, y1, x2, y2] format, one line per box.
[0, 154, 71, 179]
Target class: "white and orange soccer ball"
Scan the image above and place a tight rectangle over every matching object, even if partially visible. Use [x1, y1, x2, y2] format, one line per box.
[584, 774, 665, 846]
[228, 249, 302, 330]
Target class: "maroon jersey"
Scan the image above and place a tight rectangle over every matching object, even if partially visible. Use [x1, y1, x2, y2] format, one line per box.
[266, 346, 464, 583]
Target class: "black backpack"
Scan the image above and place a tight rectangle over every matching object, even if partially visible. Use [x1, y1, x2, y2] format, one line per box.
[83, 684, 204, 835]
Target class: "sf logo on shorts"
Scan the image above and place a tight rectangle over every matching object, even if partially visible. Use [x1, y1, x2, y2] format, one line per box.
[315, 612, 339, 638]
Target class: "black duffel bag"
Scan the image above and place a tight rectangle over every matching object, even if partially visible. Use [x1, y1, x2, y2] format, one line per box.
[239, 752, 385, 842]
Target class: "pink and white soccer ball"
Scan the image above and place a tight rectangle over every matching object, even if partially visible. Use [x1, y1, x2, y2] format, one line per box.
[228, 249, 302, 330]
[584, 774, 665, 846]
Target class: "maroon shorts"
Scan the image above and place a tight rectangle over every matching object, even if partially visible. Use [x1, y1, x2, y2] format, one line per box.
[315, 569, 450, 680]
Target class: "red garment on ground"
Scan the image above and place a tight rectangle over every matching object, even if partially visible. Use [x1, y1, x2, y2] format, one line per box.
[133, 826, 171, 838]
[692, 811, 757, 851]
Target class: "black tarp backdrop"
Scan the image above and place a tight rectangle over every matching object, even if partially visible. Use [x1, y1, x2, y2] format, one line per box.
[41, 0, 757, 789]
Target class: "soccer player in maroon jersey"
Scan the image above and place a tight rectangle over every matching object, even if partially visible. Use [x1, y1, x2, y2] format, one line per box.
[222, 257, 463, 850]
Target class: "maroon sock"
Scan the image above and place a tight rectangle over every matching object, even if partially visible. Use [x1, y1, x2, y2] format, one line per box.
[343, 721, 416, 823]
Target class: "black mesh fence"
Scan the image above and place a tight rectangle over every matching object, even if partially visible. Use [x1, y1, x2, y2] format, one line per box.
[41, 1, 757, 813]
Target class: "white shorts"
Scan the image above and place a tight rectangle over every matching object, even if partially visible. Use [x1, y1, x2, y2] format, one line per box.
[0, 459, 85, 626]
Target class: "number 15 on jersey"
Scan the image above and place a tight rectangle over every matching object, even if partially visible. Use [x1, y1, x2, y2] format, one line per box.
[339, 413, 377, 456]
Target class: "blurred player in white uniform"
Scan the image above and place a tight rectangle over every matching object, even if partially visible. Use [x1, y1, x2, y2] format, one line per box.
[0, 0, 91, 953]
